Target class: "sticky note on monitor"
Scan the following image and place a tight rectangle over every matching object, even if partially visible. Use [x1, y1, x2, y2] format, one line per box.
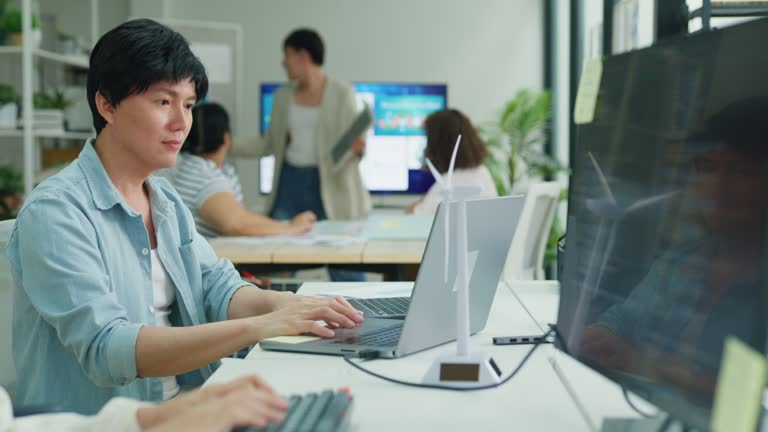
[262, 336, 320, 344]
[574, 57, 603, 124]
[710, 336, 767, 432]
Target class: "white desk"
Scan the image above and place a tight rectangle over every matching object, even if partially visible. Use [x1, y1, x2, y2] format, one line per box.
[206, 281, 637, 431]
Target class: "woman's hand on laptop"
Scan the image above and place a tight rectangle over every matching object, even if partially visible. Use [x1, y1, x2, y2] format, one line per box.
[252, 295, 364, 339]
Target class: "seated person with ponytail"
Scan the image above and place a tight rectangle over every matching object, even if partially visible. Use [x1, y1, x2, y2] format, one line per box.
[171, 102, 316, 238]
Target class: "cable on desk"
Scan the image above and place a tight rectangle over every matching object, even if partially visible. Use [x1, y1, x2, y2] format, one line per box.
[655, 414, 673, 432]
[342, 328, 554, 391]
[622, 386, 656, 418]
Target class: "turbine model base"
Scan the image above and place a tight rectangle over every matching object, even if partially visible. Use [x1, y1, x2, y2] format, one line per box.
[422, 351, 502, 388]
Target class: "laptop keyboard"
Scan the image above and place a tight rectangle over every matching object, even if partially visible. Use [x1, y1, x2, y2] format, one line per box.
[233, 388, 352, 432]
[347, 297, 410, 318]
[333, 323, 403, 347]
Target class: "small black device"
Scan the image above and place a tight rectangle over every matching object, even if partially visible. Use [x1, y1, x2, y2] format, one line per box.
[492, 335, 550, 346]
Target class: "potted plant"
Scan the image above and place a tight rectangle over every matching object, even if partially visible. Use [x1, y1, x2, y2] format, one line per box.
[0, 83, 16, 129]
[479, 89, 567, 272]
[0, 164, 22, 221]
[0, 8, 40, 47]
[32, 89, 72, 131]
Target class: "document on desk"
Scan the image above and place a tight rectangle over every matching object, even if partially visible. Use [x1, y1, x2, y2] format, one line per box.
[310, 220, 365, 237]
[315, 284, 414, 299]
[360, 215, 433, 240]
[224, 233, 363, 246]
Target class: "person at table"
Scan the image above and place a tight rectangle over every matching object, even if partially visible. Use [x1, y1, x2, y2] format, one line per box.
[1, 376, 287, 432]
[406, 109, 498, 215]
[169, 102, 316, 238]
[7, 18, 363, 415]
[234, 28, 370, 281]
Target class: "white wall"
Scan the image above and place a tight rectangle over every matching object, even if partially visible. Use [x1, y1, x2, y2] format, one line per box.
[133, 0, 544, 138]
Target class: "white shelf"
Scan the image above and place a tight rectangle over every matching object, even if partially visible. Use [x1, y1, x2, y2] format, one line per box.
[0, 46, 88, 69]
[0, 128, 92, 140]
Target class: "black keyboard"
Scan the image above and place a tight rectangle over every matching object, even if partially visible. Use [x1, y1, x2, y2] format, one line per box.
[347, 296, 410, 318]
[234, 388, 352, 432]
[333, 323, 403, 347]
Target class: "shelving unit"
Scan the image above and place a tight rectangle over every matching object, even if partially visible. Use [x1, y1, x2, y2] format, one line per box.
[6, 0, 98, 195]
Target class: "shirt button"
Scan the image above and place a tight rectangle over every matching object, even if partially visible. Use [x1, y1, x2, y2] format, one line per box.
[141, 248, 149, 256]
[148, 306, 155, 313]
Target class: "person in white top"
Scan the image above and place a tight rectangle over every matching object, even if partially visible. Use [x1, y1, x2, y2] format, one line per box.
[406, 109, 499, 215]
[1, 375, 288, 432]
[170, 103, 316, 238]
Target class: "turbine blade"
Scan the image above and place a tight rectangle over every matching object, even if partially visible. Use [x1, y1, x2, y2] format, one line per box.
[425, 158, 446, 189]
[447, 135, 462, 188]
[445, 204, 450, 284]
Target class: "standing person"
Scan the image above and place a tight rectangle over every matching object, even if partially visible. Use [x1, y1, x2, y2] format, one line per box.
[406, 109, 498, 215]
[237, 28, 371, 281]
[7, 19, 363, 415]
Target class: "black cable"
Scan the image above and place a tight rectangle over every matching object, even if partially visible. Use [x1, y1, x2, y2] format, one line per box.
[342, 328, 554, 391]
[622, 386, 656, 418]
[655, 414, 673, 432]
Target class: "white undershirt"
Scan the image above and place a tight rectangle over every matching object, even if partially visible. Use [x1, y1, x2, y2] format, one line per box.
[285, 100, 321, 167]
[150, 249, 180, 400]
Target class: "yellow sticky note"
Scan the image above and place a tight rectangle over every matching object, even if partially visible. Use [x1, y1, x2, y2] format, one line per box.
[574, 57, 603, 124]
[711, 336, 767, 432]
[262, 336, 320, 344]
[378, 220, 402, 229]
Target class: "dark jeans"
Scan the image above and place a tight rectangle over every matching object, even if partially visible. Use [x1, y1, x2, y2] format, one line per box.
[272, 162, 365, 282]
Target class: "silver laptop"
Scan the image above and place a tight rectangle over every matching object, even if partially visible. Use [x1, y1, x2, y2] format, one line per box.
[260, 195, 525, 358]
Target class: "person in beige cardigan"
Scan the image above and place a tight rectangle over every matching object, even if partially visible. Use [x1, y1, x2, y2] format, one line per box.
[234, 29, 371, 281]
[235, 29, 371, 222]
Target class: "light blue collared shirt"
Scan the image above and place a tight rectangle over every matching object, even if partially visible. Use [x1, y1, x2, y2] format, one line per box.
[7, 140, 249, 414]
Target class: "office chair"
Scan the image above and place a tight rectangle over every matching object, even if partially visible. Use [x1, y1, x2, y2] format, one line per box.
[501, 182, 561, 282]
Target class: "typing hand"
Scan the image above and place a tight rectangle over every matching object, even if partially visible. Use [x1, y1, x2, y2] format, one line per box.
[255, 295, 364, 339]
[139, 375, 288, 432]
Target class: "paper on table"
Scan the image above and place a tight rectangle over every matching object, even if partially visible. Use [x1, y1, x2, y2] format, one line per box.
[574, 57, 603, 124]
[315, 285, 414, 299]
[710, 336, 767, 432]
[360, 215, 433, 240]
[261, 335, 321, 344]
[223, 234, 363, 246]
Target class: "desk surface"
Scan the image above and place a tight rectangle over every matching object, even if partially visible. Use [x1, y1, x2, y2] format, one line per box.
[210, 238, 426, 265]
[206, 281, 639, 431]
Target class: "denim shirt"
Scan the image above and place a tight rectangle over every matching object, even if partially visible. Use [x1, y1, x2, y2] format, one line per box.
[7, 140, 249, 414]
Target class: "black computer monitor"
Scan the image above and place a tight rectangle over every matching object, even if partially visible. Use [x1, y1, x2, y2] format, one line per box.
[258, 82, 446, 195]
[556, 18, 768, 430]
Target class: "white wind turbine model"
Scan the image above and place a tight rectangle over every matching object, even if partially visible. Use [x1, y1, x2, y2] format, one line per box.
[422, 135, 502, 388]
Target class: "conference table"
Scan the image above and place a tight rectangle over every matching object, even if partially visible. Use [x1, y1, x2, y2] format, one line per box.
[205, 281, 653, 431]
[208, 215, 432, 280]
